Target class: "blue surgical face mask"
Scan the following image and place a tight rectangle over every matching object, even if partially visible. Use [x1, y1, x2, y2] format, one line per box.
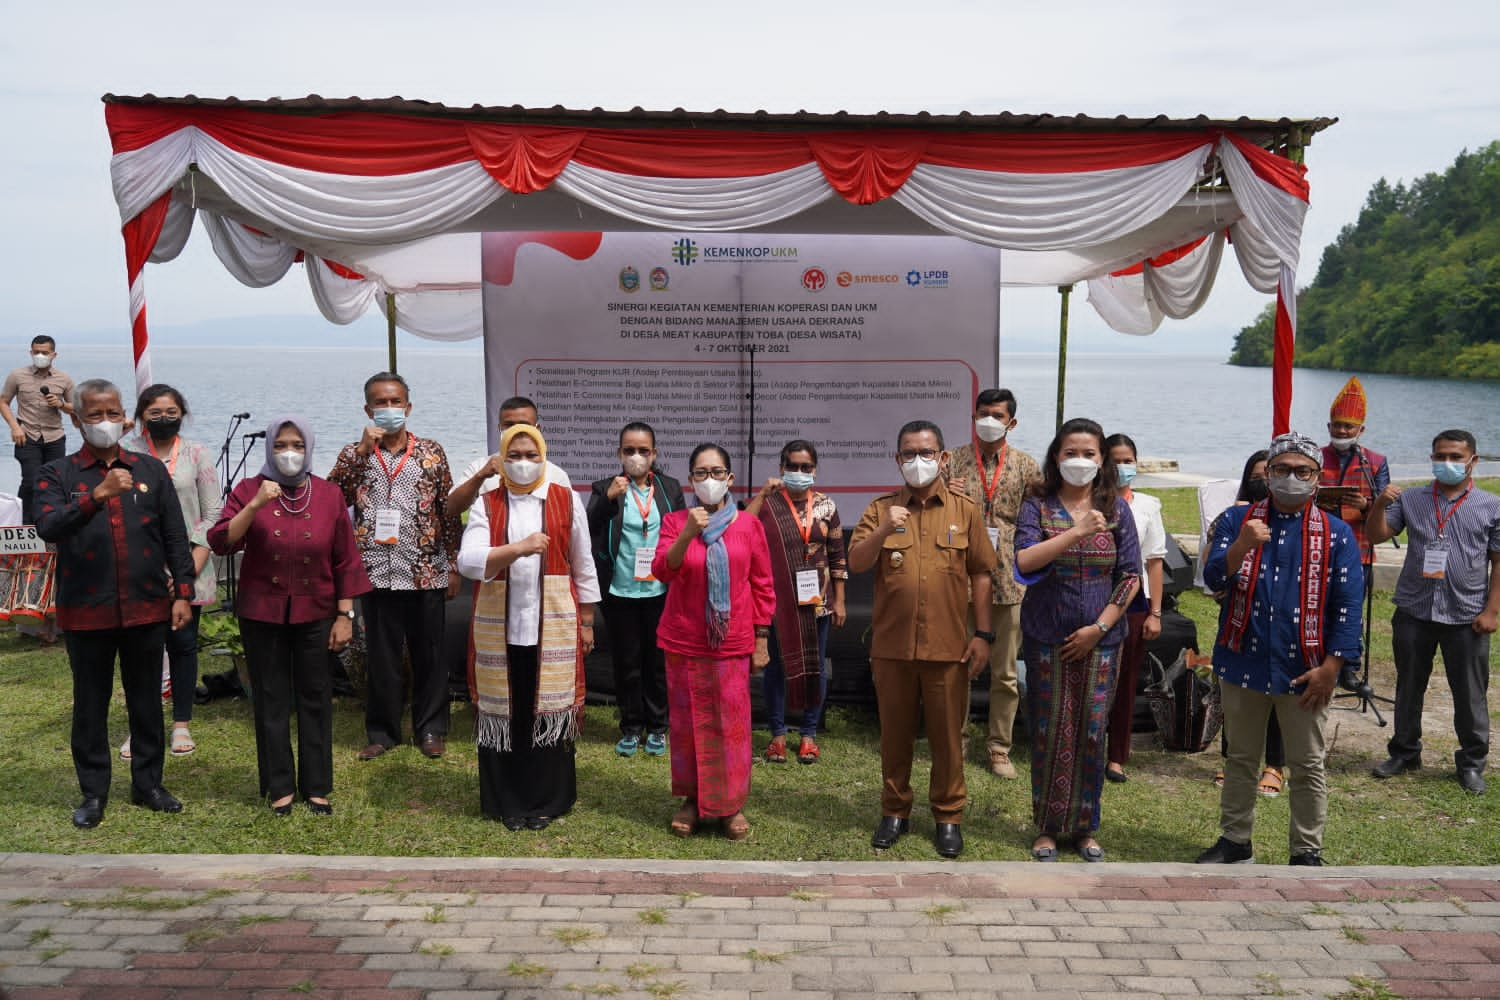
[1433, 460, 1470, 486]
[1115, 463, 1137, 488]
[372, 407, 406, 433]
[782, 471, 816, 492]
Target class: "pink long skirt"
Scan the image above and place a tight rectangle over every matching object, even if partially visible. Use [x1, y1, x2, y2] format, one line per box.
[665, 651, 752, 819]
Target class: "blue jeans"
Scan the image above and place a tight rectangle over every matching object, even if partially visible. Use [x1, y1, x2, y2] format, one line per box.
[763, 615, 831, 739]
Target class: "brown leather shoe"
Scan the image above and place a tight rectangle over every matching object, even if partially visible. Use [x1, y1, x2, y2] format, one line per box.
[357, 743, 392, 761]
[419, 733, 446, 759]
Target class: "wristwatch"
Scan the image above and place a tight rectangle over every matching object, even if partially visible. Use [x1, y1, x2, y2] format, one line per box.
[973, 629, 996, 643]
[1093, 620, 1109, 634]
[338, 609, 356, 620]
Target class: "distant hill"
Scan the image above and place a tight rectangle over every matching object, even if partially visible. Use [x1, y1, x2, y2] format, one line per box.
[1229, 142, 1500, 379]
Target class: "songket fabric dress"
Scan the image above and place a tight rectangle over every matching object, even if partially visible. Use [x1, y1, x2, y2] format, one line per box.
[1016, 495, 1140, 837]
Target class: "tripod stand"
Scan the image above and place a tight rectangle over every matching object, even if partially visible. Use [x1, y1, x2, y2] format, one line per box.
[1333, 562, 1395, 725]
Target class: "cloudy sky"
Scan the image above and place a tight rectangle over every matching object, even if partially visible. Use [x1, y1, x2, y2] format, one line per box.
[4, 1, 1498, 358]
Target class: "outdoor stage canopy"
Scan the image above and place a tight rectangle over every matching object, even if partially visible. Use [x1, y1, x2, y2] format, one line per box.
[103, 95, 1335, 432]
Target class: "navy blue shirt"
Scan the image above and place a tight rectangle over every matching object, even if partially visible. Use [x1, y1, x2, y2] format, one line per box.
[1204, 503, 1364, 694]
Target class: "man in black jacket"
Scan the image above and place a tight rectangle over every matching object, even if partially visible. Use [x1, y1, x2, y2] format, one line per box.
[35, 379, 195, 829]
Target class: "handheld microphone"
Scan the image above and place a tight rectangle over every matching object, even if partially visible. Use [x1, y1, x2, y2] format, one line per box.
[233, 412, 251, 420]
[39, 386, 50, 396]
[244, 431, 267, 440]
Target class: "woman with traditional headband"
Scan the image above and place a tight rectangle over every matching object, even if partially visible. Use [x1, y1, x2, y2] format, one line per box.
[209, 415, 370, 816]
[744, 439, 847, 765]
[1015, 417, 1140, 863]
[653, 443, 775, 840]
[457, 422, 600, 831]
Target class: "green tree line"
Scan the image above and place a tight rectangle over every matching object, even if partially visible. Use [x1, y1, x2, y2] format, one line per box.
[1229, 141, 1500, 379]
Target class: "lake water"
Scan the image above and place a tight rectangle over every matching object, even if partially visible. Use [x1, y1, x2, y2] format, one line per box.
[6, 344, 1497, 497]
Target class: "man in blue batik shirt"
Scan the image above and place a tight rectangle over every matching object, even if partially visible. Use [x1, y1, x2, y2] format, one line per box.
[1196, 432, 1364, 867]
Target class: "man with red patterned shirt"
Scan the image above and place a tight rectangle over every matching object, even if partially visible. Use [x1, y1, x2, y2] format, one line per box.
[35, 379, 195, 829]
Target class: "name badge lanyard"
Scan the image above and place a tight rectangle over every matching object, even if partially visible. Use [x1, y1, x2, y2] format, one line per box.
[630, 475, 656, 537]
[977, 440, 1008, 517]
[146, 435, 180, 477]
[1433, 482, 1472, 541]
[373, 436, 414, 544]
[784, 490, 823, 606]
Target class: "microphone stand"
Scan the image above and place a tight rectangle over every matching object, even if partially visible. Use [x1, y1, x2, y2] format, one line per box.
[1333, 454, 1395, 725]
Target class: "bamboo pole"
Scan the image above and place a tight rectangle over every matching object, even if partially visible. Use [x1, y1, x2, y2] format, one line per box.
[385, 292, 398, 373]
[1055, 284, 1072, 432]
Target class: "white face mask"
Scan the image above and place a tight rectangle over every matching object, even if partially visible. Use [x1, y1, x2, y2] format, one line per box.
[694, 477, 730, 506]
[974, 416, 1009, 443]
[1330, 435, 1358, 452]
[81, 420, 124, 449]
[622, 453, 651, 478]
[273, 450, 305, 477]
[900, 456, 941, 489]
[31, 353, 51, 370]
[1059, 457, 1100, 487]
[504, 459, 542, 486]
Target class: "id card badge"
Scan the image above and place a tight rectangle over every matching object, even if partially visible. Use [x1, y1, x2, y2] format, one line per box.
[633, 546, 657, 582]
[795, 569, 822, 606]
[987, 526, 1001, 551]
[373, 508, 400, 545]
[1422, 542, 1448, 579]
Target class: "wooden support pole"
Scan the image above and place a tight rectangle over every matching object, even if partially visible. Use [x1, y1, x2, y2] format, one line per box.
[1055, 284, 1073, 432]
[385, 292, 398, 374]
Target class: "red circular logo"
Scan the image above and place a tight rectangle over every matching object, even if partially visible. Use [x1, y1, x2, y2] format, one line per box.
[836, 270, 853, 287]
[802, 267, 827, 292]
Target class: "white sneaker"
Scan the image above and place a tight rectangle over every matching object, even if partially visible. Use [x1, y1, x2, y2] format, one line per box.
[119, 738, 131, 760]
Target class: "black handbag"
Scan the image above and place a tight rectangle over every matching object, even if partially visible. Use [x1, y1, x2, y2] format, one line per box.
[1144, 649, 1222, 752]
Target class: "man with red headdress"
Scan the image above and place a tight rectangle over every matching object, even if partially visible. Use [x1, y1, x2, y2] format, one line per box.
[1318, 377, 1390, 688]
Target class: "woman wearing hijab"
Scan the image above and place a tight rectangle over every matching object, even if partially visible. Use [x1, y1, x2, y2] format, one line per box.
[586, 421, 686, 758]
[1015, 418, 1140, 863]
[208, 416, 370, 816]
[121, 383, 221, 758]
[652, 443, 775, 840]
[456, 423, 600, 831]
[743, 439, 847, 765]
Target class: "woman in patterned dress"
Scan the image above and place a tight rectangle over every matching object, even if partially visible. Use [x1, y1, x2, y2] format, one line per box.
[1015, 418, 1140, 862]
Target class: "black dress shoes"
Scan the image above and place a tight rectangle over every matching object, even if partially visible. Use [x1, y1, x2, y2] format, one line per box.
[525, 816, 552, 831]
[871, 815, 910, 849]
[271, 802, 294, 817]
[501, 816, 526, 831]
[934, 823, 963, 859]
[307, 800, 333, 816]
[72, 797, 105, 829]
[1458, 768, 1487, 794]
[130, 786, 183, 813]
[1371, 755, 1421, 779]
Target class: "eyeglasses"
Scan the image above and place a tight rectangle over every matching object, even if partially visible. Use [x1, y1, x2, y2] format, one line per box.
[898, 449, 941, 462]
[690, 468, 730, 481]
[1267, 464, 1318, 482]
[783, 462, 816, 473]
[620, 446, 653, 457]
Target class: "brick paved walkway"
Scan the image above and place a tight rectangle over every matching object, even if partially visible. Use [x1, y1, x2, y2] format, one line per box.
[2, 854, 1498, 999]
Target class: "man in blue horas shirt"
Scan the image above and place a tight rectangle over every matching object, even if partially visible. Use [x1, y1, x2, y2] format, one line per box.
[1197, 432, 1364, 866]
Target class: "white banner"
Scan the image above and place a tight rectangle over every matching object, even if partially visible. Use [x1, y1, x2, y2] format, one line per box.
[482, 232, 1000, 520]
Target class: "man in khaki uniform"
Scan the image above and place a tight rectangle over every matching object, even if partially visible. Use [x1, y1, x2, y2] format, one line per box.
[849, 419, 996, 859]
[1, 335, 74, 525]
[947, 388, 1040, 779]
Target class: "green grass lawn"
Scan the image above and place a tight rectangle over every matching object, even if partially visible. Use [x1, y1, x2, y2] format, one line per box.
[2, 612, 1495, 865]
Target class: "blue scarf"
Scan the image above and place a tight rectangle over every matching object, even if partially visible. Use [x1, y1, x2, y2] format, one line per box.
[701, 504, 736, 648]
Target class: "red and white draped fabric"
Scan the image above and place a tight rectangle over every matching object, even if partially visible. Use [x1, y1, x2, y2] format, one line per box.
[105, 103, 1311, 429]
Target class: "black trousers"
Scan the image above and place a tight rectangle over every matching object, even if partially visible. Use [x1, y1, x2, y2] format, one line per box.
[361, 588, 449, 747]
[240, 617, 334, 802]
[1389, 608, 1491, 771]
[15, 436, 65, 526]
[478, 645, 577, 821]
[164, 605, 201, 723]
[602, 592, 669, 736]
[65, 622, 169, 801]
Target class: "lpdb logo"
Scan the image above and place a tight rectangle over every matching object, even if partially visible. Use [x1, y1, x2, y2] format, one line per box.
[802, 267, 827, 292]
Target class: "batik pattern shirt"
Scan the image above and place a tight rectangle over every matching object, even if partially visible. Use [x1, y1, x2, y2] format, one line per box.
[948, 442, 1040, 605]
[328, 432, 458, 591]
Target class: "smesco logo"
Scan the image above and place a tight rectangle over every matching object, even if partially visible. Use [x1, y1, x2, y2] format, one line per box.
[802, 267, 828, 292]
[671, 239, 698, 267]
[839, 271, 899, 287]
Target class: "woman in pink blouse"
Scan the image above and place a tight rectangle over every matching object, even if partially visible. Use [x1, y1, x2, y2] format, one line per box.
[209, 415, 371, 817]
[652, 443, 775, 841]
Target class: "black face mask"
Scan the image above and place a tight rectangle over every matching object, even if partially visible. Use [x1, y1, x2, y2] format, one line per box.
[145, 416, 182, 442]
[1243, 478, 1270, 504]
